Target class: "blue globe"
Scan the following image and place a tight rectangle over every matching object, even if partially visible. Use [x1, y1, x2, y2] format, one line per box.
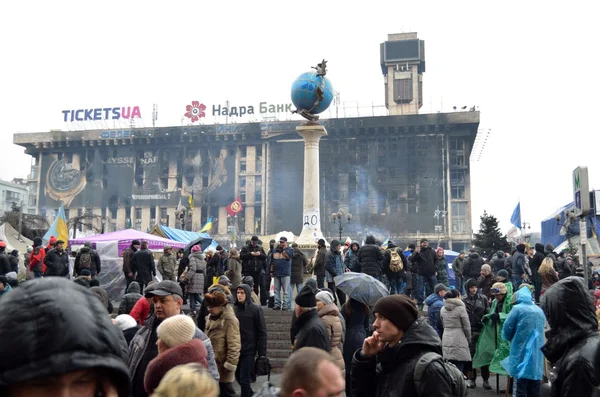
[291, 71, 333, 115]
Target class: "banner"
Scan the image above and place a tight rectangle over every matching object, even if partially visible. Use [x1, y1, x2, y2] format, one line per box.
[226, 197, 243, 217]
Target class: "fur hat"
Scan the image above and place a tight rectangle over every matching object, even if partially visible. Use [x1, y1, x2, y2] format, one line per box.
[295, 284, 317, 308]
[490, 282, 508, 295]
[218, 275, 231, 287]
[315, 291, 335, 305]
[204, 291, 228, 308]
[434, 283, 448, 294]
[373, 295, 419, 332]
[242, 275, 255, 287]
[157, 315, 197, 348]
[115, 314, 138, 331]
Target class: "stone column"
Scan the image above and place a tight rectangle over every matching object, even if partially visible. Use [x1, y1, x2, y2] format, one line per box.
[295, 124, 327, 249]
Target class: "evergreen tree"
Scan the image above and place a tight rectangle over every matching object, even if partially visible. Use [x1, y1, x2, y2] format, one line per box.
[472, 211, 511, 259]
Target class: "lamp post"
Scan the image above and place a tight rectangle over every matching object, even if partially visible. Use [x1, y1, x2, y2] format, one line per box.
[332, 210, 352, 241]
[521, 222, 531, 243]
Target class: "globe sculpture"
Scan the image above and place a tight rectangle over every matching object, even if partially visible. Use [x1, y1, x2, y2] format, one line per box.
[291, 60, 334, 121]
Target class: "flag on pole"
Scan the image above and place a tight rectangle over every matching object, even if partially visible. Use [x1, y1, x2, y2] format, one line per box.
[44, 204, 69, 246]
[188, 190, 194, 211]
[200, 216, 213, 233]
[510, 202, 522, 229]
[226, 197, 243, 217]
[176, 198, 185, 213]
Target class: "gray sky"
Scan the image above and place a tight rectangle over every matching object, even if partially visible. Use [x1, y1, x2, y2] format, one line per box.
[1, 0, 598, 233]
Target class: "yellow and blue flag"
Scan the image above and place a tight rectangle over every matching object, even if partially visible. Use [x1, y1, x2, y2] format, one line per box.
[188, 190, 194, 211]
[200, 216, 213, 233]
[44, 204, 69, 246]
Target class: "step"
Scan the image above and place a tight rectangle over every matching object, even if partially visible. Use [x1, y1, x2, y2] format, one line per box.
[262, 309, 294, 318]
[266, 323, 292, 332]
[267, 340, 294, 350]
[270, 357, 288, 372]
[263, 315, 293, 324]
[265, 331, 291, 341]
[267, 348, 293, 359]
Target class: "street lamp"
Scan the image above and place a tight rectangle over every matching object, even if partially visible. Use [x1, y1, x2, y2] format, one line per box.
[332, 210, 352, 241]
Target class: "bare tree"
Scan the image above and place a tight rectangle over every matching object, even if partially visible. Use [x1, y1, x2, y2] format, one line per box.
[0, 203, 49, 240]
[68, 214, 112, 237]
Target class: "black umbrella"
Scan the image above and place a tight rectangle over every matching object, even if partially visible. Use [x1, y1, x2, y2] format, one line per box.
[183, 237, 213, 258]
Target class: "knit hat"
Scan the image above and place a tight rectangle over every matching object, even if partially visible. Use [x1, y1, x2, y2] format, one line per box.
[315, 291, 335, 305]
[318, 239, 326, 247]
[465, 278, 478, 289]
[191, 244, 201, 253]
[251, 235, 259, 242]
[434, 283, 448, 294]
[79, 269, 92, 277]
[295, 284, 317, 308]
[115, 314, 138, 331]
[304, 277, 318, 291]
[132, 240, 141, 246]
[218, 275, 231, 287]
[242, 275, 254, 287]
[157, 315, 197, 348]
[490, 282, 508, 295]
[497, 269, 509, 280]
[373, 295, 419, 332]
[204, 291, 228, 308]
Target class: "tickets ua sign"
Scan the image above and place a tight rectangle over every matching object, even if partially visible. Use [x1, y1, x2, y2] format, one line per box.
[62, 106, 141, 122]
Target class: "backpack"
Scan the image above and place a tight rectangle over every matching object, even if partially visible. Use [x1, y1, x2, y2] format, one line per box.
[414, 352, 467, 397]
[389, 248, 403, 272]
[79, 251, 92, 269]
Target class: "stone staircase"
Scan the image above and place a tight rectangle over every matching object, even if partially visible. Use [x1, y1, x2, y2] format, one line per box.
[263, 307, 294, 373]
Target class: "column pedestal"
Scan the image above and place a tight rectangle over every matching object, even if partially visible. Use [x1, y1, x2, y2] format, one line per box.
[295, 124, 327, 250]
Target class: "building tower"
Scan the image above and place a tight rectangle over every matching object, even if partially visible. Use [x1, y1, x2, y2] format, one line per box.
[380, 33, 426, 115]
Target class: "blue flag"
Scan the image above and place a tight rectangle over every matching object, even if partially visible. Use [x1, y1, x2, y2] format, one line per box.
[510, 202, 522, 229]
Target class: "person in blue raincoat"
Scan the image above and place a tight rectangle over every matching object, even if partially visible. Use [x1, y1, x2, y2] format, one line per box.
[501, 286, 545, 397]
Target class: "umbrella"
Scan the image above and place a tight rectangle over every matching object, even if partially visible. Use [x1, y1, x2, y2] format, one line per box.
[334, 272, 389, 307]
[183, 237, 214, 258]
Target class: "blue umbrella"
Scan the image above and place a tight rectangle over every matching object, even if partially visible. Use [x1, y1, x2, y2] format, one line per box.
[334, 272, 389, 307]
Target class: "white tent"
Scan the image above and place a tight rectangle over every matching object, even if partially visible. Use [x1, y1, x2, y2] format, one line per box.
[0, 222, 33, 275]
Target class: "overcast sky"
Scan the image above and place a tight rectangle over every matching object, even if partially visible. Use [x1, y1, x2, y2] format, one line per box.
[1, 1, 598, 233]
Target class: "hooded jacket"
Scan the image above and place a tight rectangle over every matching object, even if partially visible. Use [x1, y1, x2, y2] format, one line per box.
[425, 292, 444, 337]
[118, 281, 143, 315]
[205, 305, 241, 383]
[240, 240, 267, 274]
[294, 309, 330, 352]
[226, 252, 243, 289]
[351, 318, 454, 397]
[440, 297, 472, 362]
[490, 251, 506, 274]
[234, 284, 267, 357]
[0, 278, 130, 397]
[8, 250, 19, 274]
[462, 251, 484, 279]
[541, 277, 600, 396]
[318, 302, 345, 371]
[529, 243, 545, 277]
[544, 244, 557, 262]
[357, 236, 384, 277]
[75, 246, 102, 276]
[324, 246, 345, 283]
[344, 242, 361, 273]
[290, 248, 308, 285]
[501, 287, 545, 380]
[383, 243, 407, 280]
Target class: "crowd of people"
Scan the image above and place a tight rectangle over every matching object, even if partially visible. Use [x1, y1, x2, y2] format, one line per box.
[0, 233, 600, 397]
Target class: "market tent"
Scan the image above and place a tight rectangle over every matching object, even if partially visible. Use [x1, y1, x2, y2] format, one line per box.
[148, 225, 211, 244]
[0, 222, 33, 275]
[70, 229, 185, 256]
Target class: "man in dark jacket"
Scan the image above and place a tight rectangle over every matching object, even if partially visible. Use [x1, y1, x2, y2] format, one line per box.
[529, 243, 546, 303]
[452, 252, 465, 294]
[0, 242, 11, 276]
[462, 278, 490, 389]
[383, 241, 408, 295]
[511, 244, 527, 290]
[234, 284, 267, 397]
[293, 284, 329, 351]
[290, 243, 308, 299]
[0, 278, 131, 397]
[352, 294, 455, 397]
[8, 250, 19, 274]
[131, 241, 156, 294]
[357, 235, 384, 280]
[44, 240, 69, 277]
[541, 276, 600, 397]
[118, 281, 143, 315]
[405, 244, 418, 300]
[344, 241, 360, 272]
[544, 243, 557, 263]
[489, 250, 506, 274]
[240, 235, 267, 302]
[324, 240, 346, 305]
[462, 249, 484, 280]
[74, 243, 102, 278]
[313, 239, 327, 289]
[412, 238, 437, 310]
[122, 239, 139, 289]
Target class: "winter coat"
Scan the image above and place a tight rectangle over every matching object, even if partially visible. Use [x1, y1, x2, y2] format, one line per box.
[0, 278, 130, 396]
[118, 281, 143, 315]
[186, 252, 206, 294]
[477, 274, 496, 301]
[313, 246, 327, 276]
[342, 299, 370, 374]
[269, 247, 293, 278]
[344, 243, 361, 272]
[383, 245, 407, 280]
[290, 248, 308, 285]
[122, 245, 137, 274]
[129, 314, 219, 395]
[512, 251, 526, 276]
[240, 241, 267, 274]
[43, 248, 69, 277]
[131, 249, 156, 284]
[0, 252, 11, 276]
[501, 287, 545, 380]
[324, 248, 345, 283]
[74, 246, 102, 276]
[29, 246, 45, 273]
[351, 318, 455, 397]
[440, 298, 472, 362]
[357, 237, 384, 277]
[205, 305, 241, 383]
[234, 284, 267, 357]
[544, 244, 557, 262]
[530, 244, 545, 277]
[463, 290, 489, 333]
[424, 293, 444, 337]
[472, 289, 513, 374]
[144, 338, 208, 394]
[435, 256, 449, 286]
[452, 255, 465, 277]
[541, 276, 600, 396]
[205, 254, 220, 291]
[226, 254, 242, 289]
[294, 309, 330, 352]
[555, 257, 572, 279]
[462, 252, 484, 279]
[130, 297, 150, 326]
[8, 253, 19, 274]
[412, 246, 437, 277]
[318, 303, 345, 371]
[157, 253, 177, 281]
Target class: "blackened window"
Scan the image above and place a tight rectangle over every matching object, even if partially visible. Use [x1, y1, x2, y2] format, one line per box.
[394, 78, 413, 103]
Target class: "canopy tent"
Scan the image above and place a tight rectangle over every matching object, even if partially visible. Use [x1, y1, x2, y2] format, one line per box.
[541, 200, 600, 250]
[148, 225, 211, 244]
[0, 222, 32, 275]
[260, 231, 298, 244]
[70, 229, 185, 256]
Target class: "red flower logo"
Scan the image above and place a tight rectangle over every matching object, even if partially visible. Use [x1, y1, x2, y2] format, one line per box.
[184, 101, 206, 122]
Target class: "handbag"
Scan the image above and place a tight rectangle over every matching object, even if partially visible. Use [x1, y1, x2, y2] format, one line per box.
[254, 356, 271, 380]
[179, 267, 190, 285]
